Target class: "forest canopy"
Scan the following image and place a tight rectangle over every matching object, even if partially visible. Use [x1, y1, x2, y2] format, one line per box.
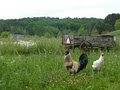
[0, 13, 120, 37]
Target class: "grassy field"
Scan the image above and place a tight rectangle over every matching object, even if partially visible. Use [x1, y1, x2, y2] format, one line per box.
[0, 34, 120, 90]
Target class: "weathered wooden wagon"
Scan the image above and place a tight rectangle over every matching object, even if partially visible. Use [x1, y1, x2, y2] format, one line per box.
[62, 34, 116, 50]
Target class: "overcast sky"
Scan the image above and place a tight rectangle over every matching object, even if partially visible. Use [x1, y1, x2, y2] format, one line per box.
[0, 0, 120, 19]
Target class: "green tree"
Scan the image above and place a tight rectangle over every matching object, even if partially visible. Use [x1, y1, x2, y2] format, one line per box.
[95, 21, 105, 34]
[104, 13, 120, 30]
[114, 19, 120, 30]
[78, 27, 87, 35]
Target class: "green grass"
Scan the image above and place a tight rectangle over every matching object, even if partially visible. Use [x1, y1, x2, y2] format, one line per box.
[0, 36, 63, 55]
[0, 35, 120, 90]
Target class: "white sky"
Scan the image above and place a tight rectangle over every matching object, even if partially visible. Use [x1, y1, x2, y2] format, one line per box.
[0, 0, 120, 19]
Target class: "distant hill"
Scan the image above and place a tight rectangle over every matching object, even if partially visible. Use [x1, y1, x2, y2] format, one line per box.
[0, 17, 103, 37]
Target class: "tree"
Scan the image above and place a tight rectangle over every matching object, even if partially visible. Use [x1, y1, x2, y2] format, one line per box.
[95, 21, 105, 34]
[88, 21, 95, 35]
[114, 19, 120, 30]
[104, 13, 120, 30]
[78, 27, 87, 35]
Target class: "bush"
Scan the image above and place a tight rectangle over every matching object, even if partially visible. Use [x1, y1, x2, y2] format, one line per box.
[1, 32, 10, 38]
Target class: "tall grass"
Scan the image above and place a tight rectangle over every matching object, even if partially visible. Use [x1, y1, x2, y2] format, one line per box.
[0, 36, 120, 90]
[0, 36, 64, 55]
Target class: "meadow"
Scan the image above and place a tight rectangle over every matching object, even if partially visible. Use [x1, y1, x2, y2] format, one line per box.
[0, 34, 120, 90]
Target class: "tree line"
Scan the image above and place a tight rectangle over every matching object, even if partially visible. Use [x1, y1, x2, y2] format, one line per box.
[0, 13, 120, 38]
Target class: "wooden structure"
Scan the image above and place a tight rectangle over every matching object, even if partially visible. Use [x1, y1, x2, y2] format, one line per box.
[62, 34, 116, 50]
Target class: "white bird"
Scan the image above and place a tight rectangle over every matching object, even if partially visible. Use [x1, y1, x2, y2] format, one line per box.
[92, 52, 104, 71]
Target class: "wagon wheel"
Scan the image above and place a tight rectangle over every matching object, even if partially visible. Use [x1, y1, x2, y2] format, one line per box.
[79, 41, 92, 51]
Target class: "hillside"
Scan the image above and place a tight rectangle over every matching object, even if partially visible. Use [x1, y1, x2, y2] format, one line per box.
[108, 30, 120, 36]
[0, 17, 103, 37]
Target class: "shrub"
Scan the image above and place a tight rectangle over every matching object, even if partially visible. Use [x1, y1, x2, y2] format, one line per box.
[1, 32, 10, 38]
